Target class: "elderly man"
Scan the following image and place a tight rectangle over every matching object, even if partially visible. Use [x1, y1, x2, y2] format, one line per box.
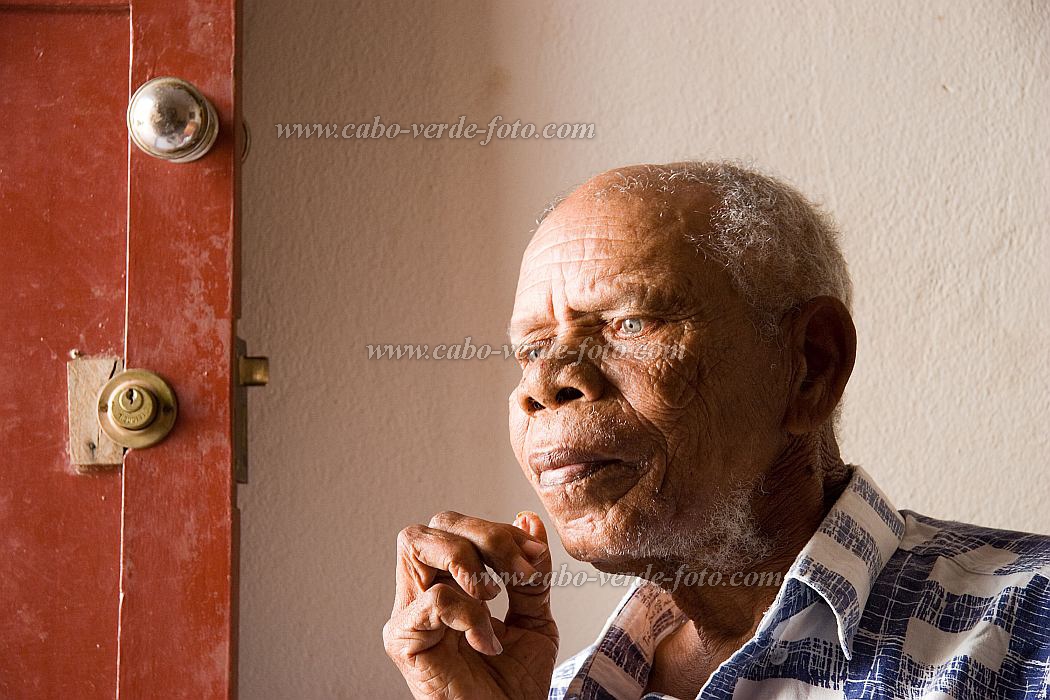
[383, 162, 1050, 699]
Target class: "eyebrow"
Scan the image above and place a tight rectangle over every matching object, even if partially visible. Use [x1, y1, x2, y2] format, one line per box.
[506, 318, 550, 342]
[506, 275, 688, 341]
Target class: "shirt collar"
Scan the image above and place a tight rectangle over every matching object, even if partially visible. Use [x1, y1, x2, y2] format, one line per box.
[558, 466, 906, 700]
[764, 465, 905, 659]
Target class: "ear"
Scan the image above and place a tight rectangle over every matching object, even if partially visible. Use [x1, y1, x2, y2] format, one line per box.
[782, 296, 857, 434]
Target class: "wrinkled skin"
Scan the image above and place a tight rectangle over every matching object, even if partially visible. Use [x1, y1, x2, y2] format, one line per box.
[383, 510, 558, 700]
[385, 167, 856, 699]
[507, 182, 790, 571]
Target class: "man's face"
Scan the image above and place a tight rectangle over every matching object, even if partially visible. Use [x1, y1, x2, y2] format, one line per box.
[508, 181, 789, 569]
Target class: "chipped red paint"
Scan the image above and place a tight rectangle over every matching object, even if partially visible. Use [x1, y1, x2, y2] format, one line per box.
[0, 1, 238, 698]
[120, 0, 239, 698]
[0, 7, 129, 698]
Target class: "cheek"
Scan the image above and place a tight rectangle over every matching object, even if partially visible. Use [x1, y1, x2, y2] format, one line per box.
[603, 335, 712, 416]
[599, 330, 726, 460]
[507, 396, 529, 462]
[601, 356, 707, 456]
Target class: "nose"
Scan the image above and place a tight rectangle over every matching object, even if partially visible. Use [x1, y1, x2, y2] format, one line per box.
[516, 355, 604, 415]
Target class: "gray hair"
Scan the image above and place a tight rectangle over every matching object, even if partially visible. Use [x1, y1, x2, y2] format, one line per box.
[538, 161, 853, 343]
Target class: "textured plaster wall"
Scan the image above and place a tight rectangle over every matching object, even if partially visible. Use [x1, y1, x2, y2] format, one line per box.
[238, 1, 1050, 696]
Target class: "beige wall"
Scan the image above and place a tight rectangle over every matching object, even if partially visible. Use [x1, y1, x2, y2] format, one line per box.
[238, 1, 1050, 696]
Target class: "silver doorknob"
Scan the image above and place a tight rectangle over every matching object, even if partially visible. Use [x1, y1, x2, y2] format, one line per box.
[127, 77, 219, 162]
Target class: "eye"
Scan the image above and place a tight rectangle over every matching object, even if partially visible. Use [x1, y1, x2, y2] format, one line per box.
[618, 318, 646, 336]
[516, 342, 546, 364]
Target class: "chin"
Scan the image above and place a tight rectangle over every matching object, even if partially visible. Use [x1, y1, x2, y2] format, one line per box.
[551, 520, 606, 561]
[556, 521, 649, 565]
[560, 537, 603, 562]
[564, 541, 660, 579]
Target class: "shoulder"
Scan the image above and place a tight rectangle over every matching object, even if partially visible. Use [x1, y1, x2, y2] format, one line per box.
[857, 512, 1050, 694]
[895, 509, 1050, 576]
[871, 511, 1050, 668]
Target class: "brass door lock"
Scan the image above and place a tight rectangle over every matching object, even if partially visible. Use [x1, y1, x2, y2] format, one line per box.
[97, 369, 178, 449]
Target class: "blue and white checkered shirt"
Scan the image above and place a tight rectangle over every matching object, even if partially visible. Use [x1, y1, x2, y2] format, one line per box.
[549, 466, 1050, 699]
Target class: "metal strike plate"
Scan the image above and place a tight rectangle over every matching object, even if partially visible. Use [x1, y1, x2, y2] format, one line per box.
[97, 369, 178, 449]
[234, 338, 270, 484]
[238, 355, 269, 387]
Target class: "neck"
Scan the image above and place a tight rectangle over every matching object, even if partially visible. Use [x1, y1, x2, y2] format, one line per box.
[624, 427, 852, 652]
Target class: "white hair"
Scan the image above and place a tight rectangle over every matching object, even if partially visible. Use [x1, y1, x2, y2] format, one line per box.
[538, 160, 853, 343]
[598, 474, 775, 573]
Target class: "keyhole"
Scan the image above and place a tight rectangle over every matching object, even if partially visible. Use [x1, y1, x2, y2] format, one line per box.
[117, 386, 147, 413]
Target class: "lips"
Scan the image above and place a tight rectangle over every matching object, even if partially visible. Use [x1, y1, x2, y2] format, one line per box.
[529, 447, 629, 487]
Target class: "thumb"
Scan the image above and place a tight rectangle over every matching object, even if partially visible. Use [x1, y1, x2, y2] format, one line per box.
[505, 511, 555, 629]
[514, 510, 551, 575]
[516, 510, 549, 547]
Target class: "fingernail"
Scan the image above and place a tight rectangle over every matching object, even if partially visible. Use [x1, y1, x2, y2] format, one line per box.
[521, 539, 547, 559]
[490, 636, 503, 655]
[513, 511, 529, 529]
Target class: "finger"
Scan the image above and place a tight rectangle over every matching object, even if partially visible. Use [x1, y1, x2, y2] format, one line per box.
[514, 510, 551, 564]
[384, 583, 502, 661]
[505, 511, 556, 628]
[403, 524, 503, 600]
[428, 511, 547, 584]
[394, 525, 501, 613]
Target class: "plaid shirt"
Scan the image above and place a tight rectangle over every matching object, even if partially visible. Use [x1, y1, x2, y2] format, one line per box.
[549, 467, 1050, 699]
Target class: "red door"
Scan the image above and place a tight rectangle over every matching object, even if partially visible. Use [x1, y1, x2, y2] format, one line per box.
[1, 1, 240, 697]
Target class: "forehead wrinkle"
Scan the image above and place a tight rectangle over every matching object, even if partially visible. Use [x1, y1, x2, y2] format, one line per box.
[549, 260, 571, 325]
[518, 254, 638, 290]
[517, 253, 679, 307]
[514, 245, 698, 319]
[522, 234, 639, 270]
[521, 226, 687, 289]
[523, 210, 654, 262]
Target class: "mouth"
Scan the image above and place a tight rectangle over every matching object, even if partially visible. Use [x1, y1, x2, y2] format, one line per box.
[529, 447, 631, 487]
[539, 460, 624, 487]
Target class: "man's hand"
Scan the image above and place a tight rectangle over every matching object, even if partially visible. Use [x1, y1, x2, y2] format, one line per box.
[383, 510, 559, 700]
